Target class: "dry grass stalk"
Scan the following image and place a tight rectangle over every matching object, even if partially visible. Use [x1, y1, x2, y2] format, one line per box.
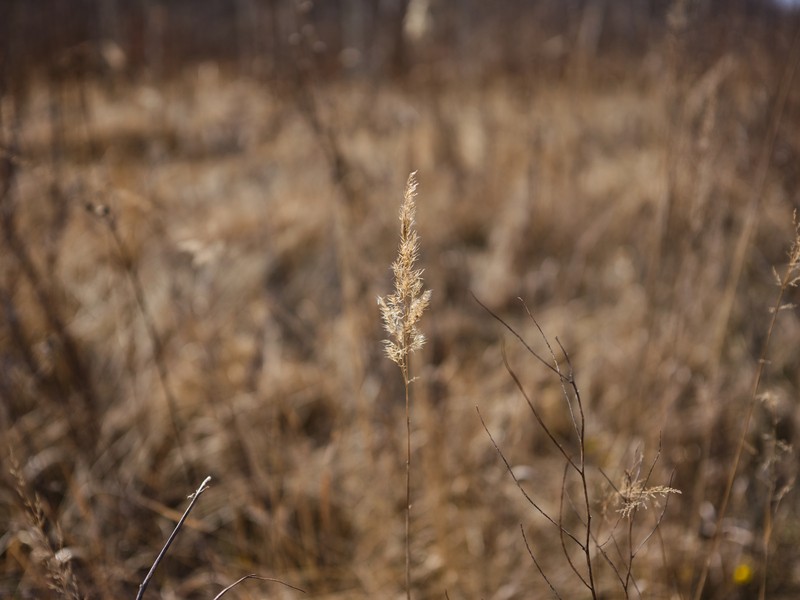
[3, 9, 800, 596]
[212, 574, 306, 599]
[136, 476, 213, 600]
[9, 455, 82, 600]
[135, 475, 306, 599]
[378, 171, 431, 600]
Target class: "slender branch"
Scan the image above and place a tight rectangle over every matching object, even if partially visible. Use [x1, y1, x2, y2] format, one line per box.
[591, 526, 628, 594]
[520, 299, 580, 439]
[136, 476, 211, 600]
[500, 343, 578, 472]
[472, 293, 563, 379]
[476, 407, 583, 547]
[558, 462, 591, 591]
[556, 338, 596, 599]
[521, 524, 563, 599]
[624, 441, 660, 592]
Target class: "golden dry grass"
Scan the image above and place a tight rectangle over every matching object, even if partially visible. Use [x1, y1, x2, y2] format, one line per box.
[2, 6, 800, 599]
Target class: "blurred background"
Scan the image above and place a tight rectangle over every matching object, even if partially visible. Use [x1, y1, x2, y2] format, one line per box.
[2, 1, 800, 598]
[2, 1, 799, 81]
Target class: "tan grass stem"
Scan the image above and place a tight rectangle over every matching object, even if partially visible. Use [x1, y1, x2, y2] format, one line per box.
[378, 172, 431, 600]
[136, 476, 212, 600]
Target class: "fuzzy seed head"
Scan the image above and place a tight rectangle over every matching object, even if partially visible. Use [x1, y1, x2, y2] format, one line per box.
[378, 172, 431, 379]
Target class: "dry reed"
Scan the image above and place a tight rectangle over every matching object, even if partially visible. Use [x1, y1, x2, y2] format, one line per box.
[378, 171, 431, 600]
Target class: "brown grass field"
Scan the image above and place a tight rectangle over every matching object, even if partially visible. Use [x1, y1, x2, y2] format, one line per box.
[2, 1, 800, 598]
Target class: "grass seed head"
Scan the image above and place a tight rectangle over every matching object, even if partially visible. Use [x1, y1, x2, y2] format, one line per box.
[377, 172, 431, 379]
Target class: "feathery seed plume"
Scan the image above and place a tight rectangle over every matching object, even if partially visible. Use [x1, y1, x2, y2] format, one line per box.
[377, 171, 431, 380]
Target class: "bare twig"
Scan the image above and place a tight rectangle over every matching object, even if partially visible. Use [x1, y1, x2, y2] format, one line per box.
[558, 462, 591, 591]
[520, 301, 580, 440]
[471, 293, 561, 379]
[555, 339, 596, 599]
[476, 407, 582, 548]
[500, 343, 578, 472]
[521, 524, 562, 599]
[135, 476, 211, 600]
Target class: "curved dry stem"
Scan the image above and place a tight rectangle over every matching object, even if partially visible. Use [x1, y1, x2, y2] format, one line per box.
[212, 574, 306, 599]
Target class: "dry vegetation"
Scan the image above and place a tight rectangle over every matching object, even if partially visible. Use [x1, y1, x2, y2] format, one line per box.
[2, 1, 800, 598]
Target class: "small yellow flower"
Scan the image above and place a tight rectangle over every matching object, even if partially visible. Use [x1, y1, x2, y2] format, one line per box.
[732, 562, 753, 586]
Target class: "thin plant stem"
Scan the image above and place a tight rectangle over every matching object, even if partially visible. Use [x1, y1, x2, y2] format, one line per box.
[136, 476, 211, 600]
[477, 407, 583, 547]
[378, 173, 430, 600]
[212, 574, 306, 599]
[521, 524, 562, 599]
[405, 373, 411, 600]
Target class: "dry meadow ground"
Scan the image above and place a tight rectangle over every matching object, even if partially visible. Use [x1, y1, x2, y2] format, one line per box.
[2, 2, 800, 599]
